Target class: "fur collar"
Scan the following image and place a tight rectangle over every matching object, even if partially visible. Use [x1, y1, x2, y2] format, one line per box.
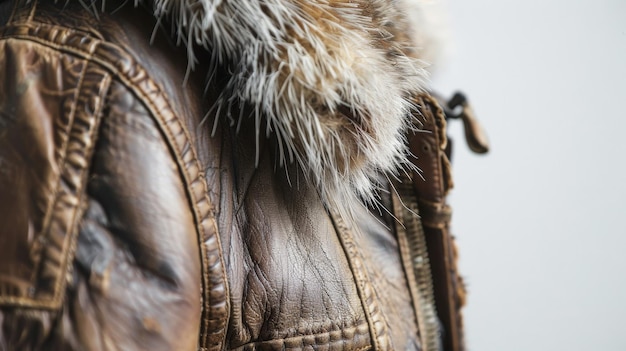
[150, 0, 437, 212]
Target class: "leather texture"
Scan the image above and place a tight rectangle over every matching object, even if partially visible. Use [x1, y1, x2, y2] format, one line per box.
[0, 1, 464, 350]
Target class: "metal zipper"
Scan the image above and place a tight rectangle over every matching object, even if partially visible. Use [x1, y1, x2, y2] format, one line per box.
[394, 182, 442, 351]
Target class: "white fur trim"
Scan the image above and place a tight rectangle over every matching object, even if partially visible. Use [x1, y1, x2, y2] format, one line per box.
[150, 0, 434, 213]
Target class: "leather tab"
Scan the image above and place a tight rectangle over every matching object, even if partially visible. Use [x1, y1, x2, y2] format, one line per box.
[444, 92, 490, 154]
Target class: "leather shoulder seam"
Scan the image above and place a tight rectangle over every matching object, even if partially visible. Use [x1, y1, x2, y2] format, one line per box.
[0, 20, 231, 349]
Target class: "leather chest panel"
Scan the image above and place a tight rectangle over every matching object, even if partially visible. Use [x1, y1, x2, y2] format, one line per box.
[210, 120, 420, 350]
[214, 146, 373, 349]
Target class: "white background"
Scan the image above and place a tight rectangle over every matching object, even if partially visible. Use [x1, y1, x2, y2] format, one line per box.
[432, 0, 626, 350]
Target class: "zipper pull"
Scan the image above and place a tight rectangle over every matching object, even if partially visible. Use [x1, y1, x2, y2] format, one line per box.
[444, 92, 490, 154]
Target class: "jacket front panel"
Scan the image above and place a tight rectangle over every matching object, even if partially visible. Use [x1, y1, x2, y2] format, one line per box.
[0, 1, 433, 350]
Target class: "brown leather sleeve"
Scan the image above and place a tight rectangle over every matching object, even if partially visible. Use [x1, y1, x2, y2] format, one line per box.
[0, 34, 202, 351]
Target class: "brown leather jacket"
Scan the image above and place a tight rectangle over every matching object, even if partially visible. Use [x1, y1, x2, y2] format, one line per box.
[0, 1, 466, 350]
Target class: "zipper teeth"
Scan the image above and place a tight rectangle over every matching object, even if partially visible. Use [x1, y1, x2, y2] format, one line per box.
[398, 182, 441, 351]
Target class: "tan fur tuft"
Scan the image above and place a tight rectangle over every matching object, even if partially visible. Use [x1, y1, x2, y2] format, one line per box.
[148, 0, 439, 214]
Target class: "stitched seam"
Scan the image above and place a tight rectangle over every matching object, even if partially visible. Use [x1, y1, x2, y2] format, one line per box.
[330, 215, 381, 351]
[33, 44, 89, 290]
[52, 66, 112, 306]
[230, 322, 370, 350]
[115, 56, 227, 351]
[113, 59, 228, 351]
